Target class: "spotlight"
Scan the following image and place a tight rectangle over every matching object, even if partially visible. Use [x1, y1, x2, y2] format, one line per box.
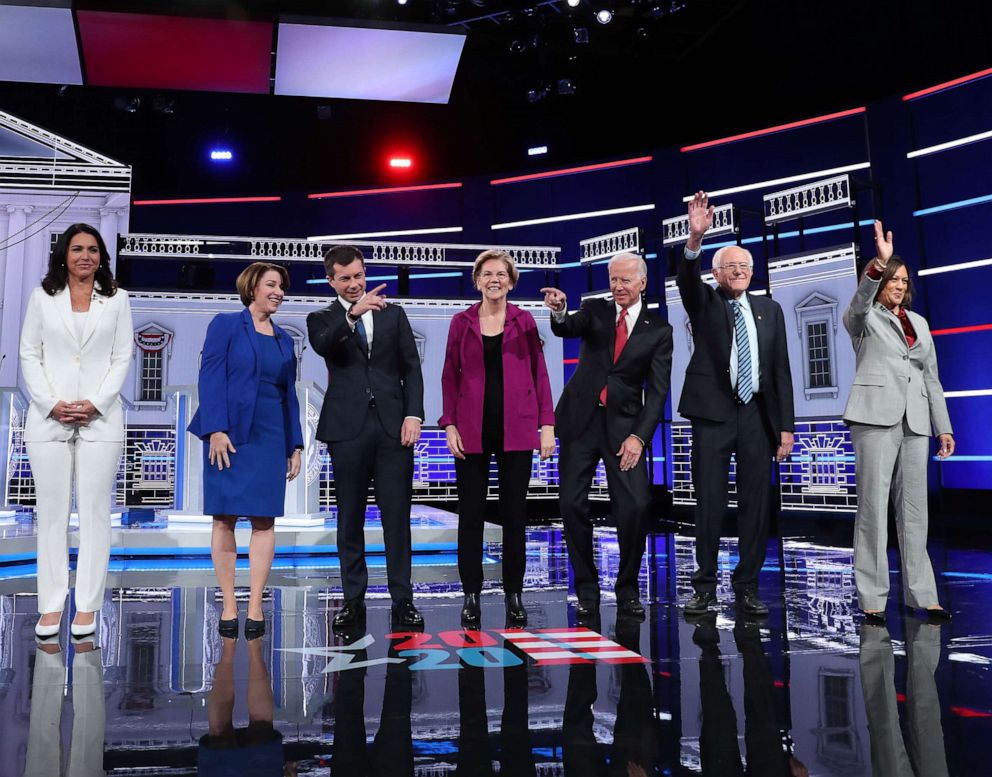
[509, 39, 527, 54]
[595, 9, 613, 24]
[389, 157, 413, 169]
[528, 145, 549, 156]
[557, 78, 577, 96]
[124, 97, 141, 113]
[152, 96, 175, 115]
[567, 0, 581, 6]
[573, 26, 589, 43]
[398, 0, 408, 4]
[209, 149, 234, 162]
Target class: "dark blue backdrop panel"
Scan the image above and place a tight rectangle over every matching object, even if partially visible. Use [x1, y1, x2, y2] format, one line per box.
[906, 76, 992, 148]
[919, 267, 992, 330]
[680, 114, 869, 194]
[132, 199, 303, 237]
[916, 202, 992, 270]
[490, 163, 655, 225]
[307, 187, 464, 235]
[913, 147, 992, 206]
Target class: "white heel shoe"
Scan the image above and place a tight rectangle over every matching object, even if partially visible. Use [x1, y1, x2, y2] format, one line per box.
[35, 621, 60, 638]
[35, 613, 62, 638]
[70, 620, 97, 638]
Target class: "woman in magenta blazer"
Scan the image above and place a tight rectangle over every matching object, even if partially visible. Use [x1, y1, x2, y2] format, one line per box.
[440, 250, 555, 627]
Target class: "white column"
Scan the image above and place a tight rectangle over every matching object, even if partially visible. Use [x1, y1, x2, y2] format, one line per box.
[99, 206, 125, 271]
[0, 205, 33, 386]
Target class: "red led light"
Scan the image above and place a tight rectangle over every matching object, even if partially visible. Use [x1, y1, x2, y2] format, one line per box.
[389, 157, 413, 169]
[903, 67, 992, 101]
[490, 156, 653, 185]
[931, 323, 992, 336]
[308, 182, 460, 199]
[680, 107, 867, 152]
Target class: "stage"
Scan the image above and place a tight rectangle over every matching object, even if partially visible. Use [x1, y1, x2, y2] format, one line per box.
[0, 518, 989, 776]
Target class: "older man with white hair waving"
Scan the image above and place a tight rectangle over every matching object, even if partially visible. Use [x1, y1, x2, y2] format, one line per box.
[541, 252, 672, 621]
[679, 192, 795, 618]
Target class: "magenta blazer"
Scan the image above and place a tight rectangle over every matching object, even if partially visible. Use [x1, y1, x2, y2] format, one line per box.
[438, 302, 555, 454]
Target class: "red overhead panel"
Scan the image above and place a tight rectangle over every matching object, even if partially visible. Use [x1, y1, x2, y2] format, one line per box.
[77, 11, 272, 94]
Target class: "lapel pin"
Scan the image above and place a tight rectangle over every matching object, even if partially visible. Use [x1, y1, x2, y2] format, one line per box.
[757, 315, 762, 320]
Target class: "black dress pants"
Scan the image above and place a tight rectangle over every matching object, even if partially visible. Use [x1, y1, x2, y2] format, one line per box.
[454, 436, 532, 594]
[558, 407, 651, 602]
[690, 397, 775, 595]
[329, 412, 413, 603]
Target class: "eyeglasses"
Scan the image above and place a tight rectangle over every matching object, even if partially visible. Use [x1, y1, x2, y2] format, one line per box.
[716, 262, 752, 273]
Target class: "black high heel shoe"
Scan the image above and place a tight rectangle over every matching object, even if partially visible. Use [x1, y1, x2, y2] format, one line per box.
[245, 617, 266, 639]
[461, 593, 481, 628]
[218, 617, 239, 638]
[505, 593, 527, 625]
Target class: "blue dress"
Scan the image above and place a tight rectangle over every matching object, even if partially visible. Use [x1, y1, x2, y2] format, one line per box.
[203, 333, 289, 517]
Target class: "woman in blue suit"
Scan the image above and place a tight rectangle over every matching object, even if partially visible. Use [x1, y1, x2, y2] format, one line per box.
[188, 263, 304, 638]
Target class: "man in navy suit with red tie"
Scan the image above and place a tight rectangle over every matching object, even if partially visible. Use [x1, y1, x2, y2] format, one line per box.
[542, 253, 672, 621]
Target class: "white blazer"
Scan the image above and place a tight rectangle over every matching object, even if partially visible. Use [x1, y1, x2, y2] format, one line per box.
[19, 285, 133, 442]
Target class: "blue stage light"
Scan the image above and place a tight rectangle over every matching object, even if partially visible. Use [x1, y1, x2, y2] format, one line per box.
[209, 148, 234, 162]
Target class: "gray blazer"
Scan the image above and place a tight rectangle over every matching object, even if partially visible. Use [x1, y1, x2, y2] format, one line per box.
[842, 273, 952, 436]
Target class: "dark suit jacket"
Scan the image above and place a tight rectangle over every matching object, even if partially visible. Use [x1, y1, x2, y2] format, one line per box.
[307, 299, 425, 443]
[187, 308, 304, 456]
[676, 251, 794, 439]
[551, 297, 672, 449]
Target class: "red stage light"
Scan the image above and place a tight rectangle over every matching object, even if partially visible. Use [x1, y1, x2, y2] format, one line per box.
[389, 157, 413, 169]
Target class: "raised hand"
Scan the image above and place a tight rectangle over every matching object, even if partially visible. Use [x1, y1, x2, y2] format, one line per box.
[873, 220, 894, 265]
[352, 283, 388, 317]
[687, 190, 714, 245]
[540, 287, 567, 313]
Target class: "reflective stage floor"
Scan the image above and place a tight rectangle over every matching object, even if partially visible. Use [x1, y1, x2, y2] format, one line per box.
[1, 523, 990, 776]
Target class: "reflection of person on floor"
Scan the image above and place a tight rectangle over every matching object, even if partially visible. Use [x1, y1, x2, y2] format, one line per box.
[198, 636, 284, 776]
[859, 620, 948, 777]
[331, 639, 413, 776]
[25, 639, 106, 777]
[456, 662, 536, 776]
[696, 617, 807, 776]
[562, 619, 659, 775]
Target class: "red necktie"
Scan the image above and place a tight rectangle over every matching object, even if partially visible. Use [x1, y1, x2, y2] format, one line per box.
[599, 308, 629, 406]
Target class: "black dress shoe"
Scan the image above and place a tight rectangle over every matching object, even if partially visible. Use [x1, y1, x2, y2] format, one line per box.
[218, 617, 238, 638]
[505, 593, 527, 625]
[862, 610, 886, 626]
[617, 598, 645, 620]
[392, 600, 424, 628]
[461, 593, 481, 628]
[333, 599, 366, 629]
[576, 599, 600, 619]
[683, 591, 717, 615]
[245, 618, 265, 638]
[736, 590, 768, 617]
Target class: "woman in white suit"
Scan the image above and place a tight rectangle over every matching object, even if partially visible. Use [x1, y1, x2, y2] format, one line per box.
[843, 220, 954, 625]
[19, 223, 133, 638]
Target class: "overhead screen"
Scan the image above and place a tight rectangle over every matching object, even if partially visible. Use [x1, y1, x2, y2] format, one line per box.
[274, 22, 466, 104]
[76, 11, 272, 93]
[0, 4, 82, 85]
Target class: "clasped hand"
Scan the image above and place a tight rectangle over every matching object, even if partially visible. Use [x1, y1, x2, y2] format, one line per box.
[51, 399, 98, 426]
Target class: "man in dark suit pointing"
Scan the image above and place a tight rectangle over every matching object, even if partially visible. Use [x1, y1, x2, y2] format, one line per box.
[678, 191, 795, 617]
[307, 246, 425, 629]
[541, 252, 672, 620]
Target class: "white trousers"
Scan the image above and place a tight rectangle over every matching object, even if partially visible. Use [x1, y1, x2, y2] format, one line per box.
[26, 435, 123, 613]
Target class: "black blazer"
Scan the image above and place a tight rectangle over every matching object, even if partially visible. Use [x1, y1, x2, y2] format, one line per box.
[676, 251, 794, 439]
[551, 297, 672, 449]
[307, 299, 425, 443]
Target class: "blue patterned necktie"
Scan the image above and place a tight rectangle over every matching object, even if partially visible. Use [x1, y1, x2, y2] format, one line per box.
[732, 299, 753, 404]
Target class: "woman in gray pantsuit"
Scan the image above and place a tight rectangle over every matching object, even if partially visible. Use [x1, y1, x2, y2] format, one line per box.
[843, 220, 955, 624]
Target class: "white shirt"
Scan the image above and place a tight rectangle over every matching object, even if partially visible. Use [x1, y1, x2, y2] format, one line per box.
[684, 244, 761, 394]
[72, 310, 88, 340]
